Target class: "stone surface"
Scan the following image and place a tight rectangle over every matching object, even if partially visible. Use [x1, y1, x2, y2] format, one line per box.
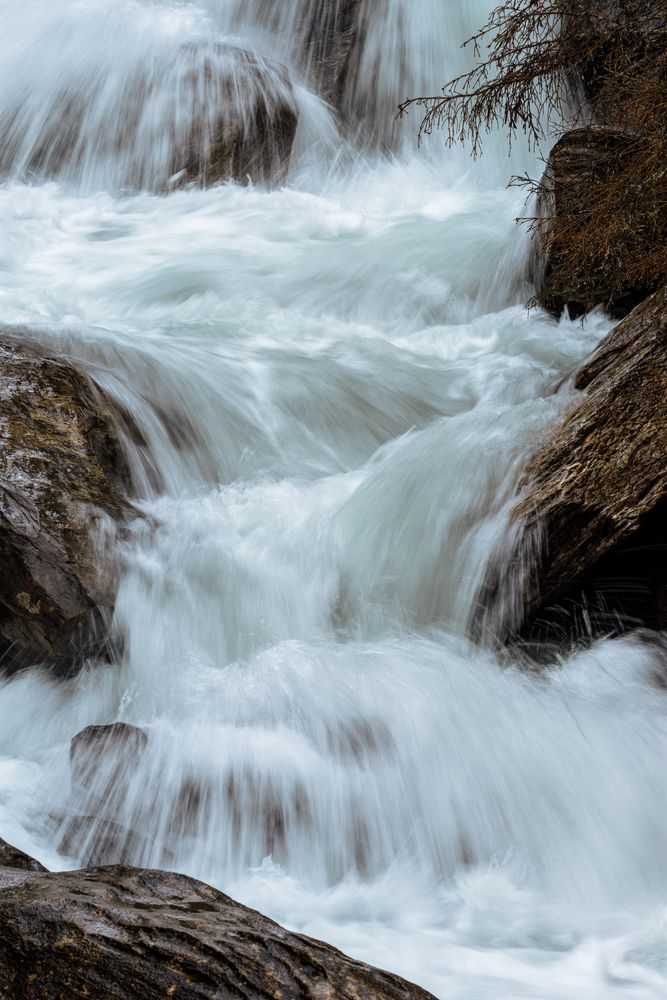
[0, 862, 435, 1000]
[530, 127, 652, 319]
[0, 839, 46, 874]
[174, 44, 299, 187]
[480, 286, 667, 647]
[303, 0, 363, 105]
[0, 337, 132, 674]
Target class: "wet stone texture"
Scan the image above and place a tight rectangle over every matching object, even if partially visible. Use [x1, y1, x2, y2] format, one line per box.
[0, 336, 132, 674]
[481, 285, 667, 649]
[0, 848, 435, 1000]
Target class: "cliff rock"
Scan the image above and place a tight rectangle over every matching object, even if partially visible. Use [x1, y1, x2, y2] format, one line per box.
[481, 286, 667, 647]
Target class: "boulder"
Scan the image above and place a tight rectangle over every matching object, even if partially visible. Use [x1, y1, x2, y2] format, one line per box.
[173, 44, 299, 188]
[0, 338, 132, 674]
[479, 286, 667, 648]
[70, 723, 148, 794]
[530, 127, 655, 319]
[0, 859, 435, 1000]
[1, 43, 298, 190]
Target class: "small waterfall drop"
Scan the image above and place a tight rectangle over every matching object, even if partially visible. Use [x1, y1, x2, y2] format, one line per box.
[0, 3, 665, 999]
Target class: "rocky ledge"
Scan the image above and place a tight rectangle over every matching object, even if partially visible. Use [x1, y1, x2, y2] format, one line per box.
[0, 838, 434, 1000]
[0, 337, 132, 675]
[482, 285, 667, 648]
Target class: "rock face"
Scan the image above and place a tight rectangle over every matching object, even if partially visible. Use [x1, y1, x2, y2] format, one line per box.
[530, 127, 653, 319]
[303, 0, 363, 105]
[70, 723, 148, 794]
[0, 338, 132, 674]
[0, 846, 434, 1000]
[484, 286, 667, 647]
[532, 1, 665, 318]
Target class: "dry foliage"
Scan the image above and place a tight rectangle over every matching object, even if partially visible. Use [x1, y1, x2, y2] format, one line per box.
[399, 0, 667, 314]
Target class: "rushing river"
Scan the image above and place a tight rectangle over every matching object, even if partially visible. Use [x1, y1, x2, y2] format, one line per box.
[1, 2, 667, 998]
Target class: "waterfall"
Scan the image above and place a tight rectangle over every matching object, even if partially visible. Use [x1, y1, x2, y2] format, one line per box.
[0, 3, 666, 999]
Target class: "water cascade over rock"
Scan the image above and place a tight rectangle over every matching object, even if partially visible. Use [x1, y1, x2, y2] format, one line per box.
[0, 2, 666, 999]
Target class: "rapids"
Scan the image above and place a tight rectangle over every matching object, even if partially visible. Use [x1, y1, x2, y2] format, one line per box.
[1, 2, 667, 998]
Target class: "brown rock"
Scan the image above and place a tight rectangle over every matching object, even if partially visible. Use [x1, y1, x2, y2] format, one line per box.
[478, 286, 667, 648]
[0, 865, 435, 1000]
[172, 43, 298, 188]
[530, 127, 655, 319]
[0, 338, 132, 674]
[0, 839, 46, 874]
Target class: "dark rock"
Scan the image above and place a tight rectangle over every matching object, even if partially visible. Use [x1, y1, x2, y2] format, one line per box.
[303, 0, 363, 106]
[0, 339, 132, 674]
[0, 865, 435, 1000]
[570, 1, 664, 102]
[0, 838, 46, 874]
[479, 286, 667, 648]
[530, 127, 654, 319]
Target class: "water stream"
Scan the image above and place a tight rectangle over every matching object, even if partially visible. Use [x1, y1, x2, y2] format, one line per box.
[1, 2, 666, 997]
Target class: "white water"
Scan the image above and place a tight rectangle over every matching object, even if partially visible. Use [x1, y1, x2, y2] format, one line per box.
[1, 2, 667, 998]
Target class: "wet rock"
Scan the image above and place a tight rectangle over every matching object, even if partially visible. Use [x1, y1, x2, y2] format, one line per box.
[172, 43, 298, 187]
[2, 43, 298, 190]
[530, 127, 654, 319]
[482, 286, 667, 648]
[57, 815, 145, 868]
[0, 838, 46, 874]
[304, 0, 363, 105]
[70, 723, 148, 794]
[0, 865, 435, 1000]
[0, 338, 132, 674]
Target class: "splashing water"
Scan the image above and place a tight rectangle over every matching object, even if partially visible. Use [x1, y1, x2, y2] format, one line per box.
[0, 2, 666, 998]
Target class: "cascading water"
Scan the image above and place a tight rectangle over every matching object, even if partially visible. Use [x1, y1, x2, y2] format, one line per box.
[1, 2, 666, 998]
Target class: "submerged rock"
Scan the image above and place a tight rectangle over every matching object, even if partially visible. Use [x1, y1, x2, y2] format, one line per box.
[0, 338, 132, 674]
[63, 724, 152, 866]
[173, 44, 299, 188]
[0, 852, 434, 1000]
[70, 723, 148, 793]
[482, 286, 667, 648]
[1, 42, 298, 190]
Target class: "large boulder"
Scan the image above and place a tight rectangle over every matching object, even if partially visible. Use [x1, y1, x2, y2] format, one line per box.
[0, 840, 46, 874]
[532, 2, 665, 319]
[0, 338, 132, 674]
[0, 849, 434, 1000]
[0, 43, 298, 190]
[530, 127, 657, 319]
[479, 286, 667, 648]
[173, 44, 299, 188]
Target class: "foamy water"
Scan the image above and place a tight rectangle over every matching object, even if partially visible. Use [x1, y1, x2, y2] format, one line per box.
[1, 2, 666, 998]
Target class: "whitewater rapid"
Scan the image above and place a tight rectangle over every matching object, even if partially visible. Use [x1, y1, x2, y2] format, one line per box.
[1, 2, 667, 998]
